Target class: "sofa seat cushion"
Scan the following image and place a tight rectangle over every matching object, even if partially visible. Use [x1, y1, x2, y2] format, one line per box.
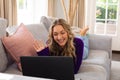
[82, 50, 109, 67]
[87, 50, 108, 58]
[82, 50, 110, 80]
[82, 50, 110, 70]
[75, 64, 107, 80]
[4, 63, 22, 75]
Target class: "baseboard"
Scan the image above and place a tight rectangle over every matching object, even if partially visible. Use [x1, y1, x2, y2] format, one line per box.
[112, 50, 120, 54]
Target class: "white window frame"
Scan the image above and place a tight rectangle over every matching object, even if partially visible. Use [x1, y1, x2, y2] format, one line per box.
[95, 0, 119, 36]
[85, 0, 119, 36]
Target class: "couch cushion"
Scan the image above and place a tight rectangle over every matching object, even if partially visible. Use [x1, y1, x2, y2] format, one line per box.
[82, 50, 110, 80]
[25, 23, 48, 44]
[75, 64, 107, 80]
[0, 41, 8, 72]
[88, 34, 112, 59]
[1, 23, 37, 71]
[0, 18, 8, 72]
[4, 63, 22, 75]
[40, 16, 57, 31]
[82, 50, 109, 66]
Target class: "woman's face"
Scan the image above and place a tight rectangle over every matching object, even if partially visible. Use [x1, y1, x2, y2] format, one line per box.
[52, 25, 68, 47]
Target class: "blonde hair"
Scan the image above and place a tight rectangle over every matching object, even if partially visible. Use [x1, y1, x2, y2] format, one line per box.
[47, 19, 76, 57]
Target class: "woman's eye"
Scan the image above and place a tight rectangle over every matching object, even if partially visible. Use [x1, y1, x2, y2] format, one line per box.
[61, 32, 65, 34]
[53, 33, 58, 36]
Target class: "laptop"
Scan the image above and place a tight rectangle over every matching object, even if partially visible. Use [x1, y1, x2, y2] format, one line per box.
[20, 56, 74, 80]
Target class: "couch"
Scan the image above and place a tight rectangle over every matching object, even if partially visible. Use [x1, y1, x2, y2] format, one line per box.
[0, 17, 112, 80]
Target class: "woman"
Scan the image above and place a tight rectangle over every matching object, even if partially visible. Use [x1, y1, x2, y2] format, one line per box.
[33, 19, 84, 74]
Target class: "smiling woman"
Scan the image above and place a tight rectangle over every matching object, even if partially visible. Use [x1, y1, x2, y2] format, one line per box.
[33, 18, 84, 74]
[17, 0, 48, 24]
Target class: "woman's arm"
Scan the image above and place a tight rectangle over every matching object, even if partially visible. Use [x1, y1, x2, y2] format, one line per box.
[37, 47, 50, 56]
[75, 35, 89, 59]
[74, 38, 84, 74]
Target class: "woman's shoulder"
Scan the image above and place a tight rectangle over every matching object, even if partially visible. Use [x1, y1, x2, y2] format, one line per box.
[74, 37, 83, 42]
[74, 37, 84, 45]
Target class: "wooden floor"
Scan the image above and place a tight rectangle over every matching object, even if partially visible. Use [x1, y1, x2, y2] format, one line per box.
[112, 51, 120, 61]
[111, 51, 120, 80]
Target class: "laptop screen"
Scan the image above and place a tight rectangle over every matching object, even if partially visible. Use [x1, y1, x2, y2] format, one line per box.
[20, 56, 74, 80]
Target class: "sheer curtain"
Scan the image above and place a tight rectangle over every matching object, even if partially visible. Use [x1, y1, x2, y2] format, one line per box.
[0, 0, 17, 26]
[74, 0, 85, 28]
[78, 0, 85, 28]
[17, 0, 48, 24]
[59, 0, 85, 28]
[48, 0, 55, 17]
[40, 0, 85, 28]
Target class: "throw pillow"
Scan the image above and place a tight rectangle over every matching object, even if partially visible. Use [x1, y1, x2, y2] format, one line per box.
[40, 16, 51, 31]
[6, 25, 19, 36]
[40, 16, 57, 31]
[1, 23, 37, 71]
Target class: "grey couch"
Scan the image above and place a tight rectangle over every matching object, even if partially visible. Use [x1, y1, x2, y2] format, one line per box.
[0, 17, 112, 80]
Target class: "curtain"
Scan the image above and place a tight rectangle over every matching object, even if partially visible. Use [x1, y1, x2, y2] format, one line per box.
[74, 0, 85, 28]
[60, 0, 85, 28]
[47, 0, 85, 28]
[0, 0, 17, 26]
[48, 0, 55, 17]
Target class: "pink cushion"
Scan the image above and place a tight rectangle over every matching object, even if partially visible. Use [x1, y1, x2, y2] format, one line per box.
[1, 23, 37, 71]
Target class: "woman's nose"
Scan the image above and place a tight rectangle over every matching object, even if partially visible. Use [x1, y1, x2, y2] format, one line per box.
[57, 34, 62, 39]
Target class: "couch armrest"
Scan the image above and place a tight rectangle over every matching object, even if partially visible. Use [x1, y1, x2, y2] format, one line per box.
[88, 34, 112, 59]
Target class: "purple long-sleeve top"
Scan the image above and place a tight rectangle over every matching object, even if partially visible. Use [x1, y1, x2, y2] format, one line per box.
[37, 38, 84, 74]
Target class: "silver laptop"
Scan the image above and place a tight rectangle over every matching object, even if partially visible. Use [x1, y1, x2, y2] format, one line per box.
[20, 56, 74, 80]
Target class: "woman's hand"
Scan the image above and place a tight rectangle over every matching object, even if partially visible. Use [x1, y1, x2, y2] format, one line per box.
[33, 40, 45, 52]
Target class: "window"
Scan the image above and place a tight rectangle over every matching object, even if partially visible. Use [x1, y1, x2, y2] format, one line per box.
[95, 0, 119, 35]
[17, 0, 48, 25]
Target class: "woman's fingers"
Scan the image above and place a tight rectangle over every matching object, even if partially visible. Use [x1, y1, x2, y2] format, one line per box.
[33, 40, 39, 52]
[38, 40, 45, 49]
[33, 40, 45, 52]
